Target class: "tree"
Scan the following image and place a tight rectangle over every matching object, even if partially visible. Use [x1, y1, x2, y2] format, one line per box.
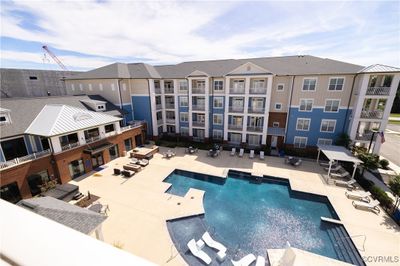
[335, 133, 351, 148]
[389, 175, 400, 213]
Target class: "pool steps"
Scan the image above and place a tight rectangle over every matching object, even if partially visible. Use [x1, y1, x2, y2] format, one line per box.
[321, 216, 343, 225]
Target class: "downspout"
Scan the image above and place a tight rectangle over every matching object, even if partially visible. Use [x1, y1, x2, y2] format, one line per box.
[147, 78, 154, 139]
[284, 75, 295, 145]
[342, 74, 358, 133]
[116, 79, 125, 125]
[211, 77, 214, 143]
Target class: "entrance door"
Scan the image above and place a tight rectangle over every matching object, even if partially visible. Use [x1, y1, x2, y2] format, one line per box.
[91, 153, 104, 169]
[135, 134, 143, 146]
[109, 145, 119, 161]
[271, 136, 278, 149]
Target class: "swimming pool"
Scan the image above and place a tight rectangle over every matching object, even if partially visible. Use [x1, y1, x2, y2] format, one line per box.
[165, 169, 364, 265]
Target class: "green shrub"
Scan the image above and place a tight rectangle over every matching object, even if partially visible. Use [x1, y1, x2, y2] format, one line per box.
[370, 185, 393, 209]
[358, 153, 380, 170]
[379, 159, 390, 169]
[355, 174, 374, 191]
[155, 139, 161, 146]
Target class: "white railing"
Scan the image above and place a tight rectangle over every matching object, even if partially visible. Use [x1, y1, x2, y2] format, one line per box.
[61, 142, 80, 151]
[157, 119, 163, 125]
[166, 119, 175, 124]
[248, 107, 265, 113]
[192, 121, 205, 127]
[247, 126, 263, 132]
[192, 87, 205, 94]
[355, 132, 378, 141]
[229, 87, 245, 94]
[121, 121, 143, 132]
[249, 87, 267, 94]
[228, 124, 243, 130]
[156, 104, 162, 110]
[164, 88, 174, 94]
[366, 87, 391, 96]
[0, 149, 51, 170]
[85, 136, 101, 144]
[165, 104, 175, 109]
[360, 110, 384, 119]
[229, 106, 244, 113]
[192, 105, 205, 111]
[154, 88, 161, 94]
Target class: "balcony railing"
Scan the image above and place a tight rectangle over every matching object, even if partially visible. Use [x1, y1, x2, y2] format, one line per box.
[165, 103, 175, 109]
[121, 121, 144, 131]
[154, 88, 161, 94]
[247, 126, 263, 132]
[192, 121, 205, 127]
[229, 87, 245, 94]
[156, 104, 162, 110]
[61, 142, 80, 151]
[248, 107, 265, 114]
[360, 110, 384, 119]
[228, 124, 243, 130]
[192, 87, 205, 94]
[366, 87, 391, 96]
[157, 119, 163, 125]
[249, 87, 267, 94]
[0, 149, 51, 170]
[192, 104, 205, 111]
[229, 106, 244, 113]
[355, 132, 378, 141]
[85, 136, 101, 144]
[166, 118, 175, 124]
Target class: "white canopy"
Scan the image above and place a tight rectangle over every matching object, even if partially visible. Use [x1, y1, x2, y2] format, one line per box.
[317, 145, 362, 164]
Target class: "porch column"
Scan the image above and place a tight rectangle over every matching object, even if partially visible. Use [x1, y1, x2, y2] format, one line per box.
[317, 148, 321, 163]
[327, 161, 332, 179]
[352, 162, 358, 179]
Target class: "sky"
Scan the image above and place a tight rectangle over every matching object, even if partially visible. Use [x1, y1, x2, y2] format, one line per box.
[1, 0, 399, 71]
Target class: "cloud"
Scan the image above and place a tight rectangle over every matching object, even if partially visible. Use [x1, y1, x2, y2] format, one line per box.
[1, 0, 399, 70]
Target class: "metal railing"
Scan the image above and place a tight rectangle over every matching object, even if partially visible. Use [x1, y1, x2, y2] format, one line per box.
[229, 106, 244, 113]
[85, 136, 101, 144]
[360, 110, 384, 119]
[166, 118, 175, 124]
[247, 126, 263, 132]
[228, 124, 243, 130]
[366, 87, 391, 96]
[61, 142, 80, 151]
[165, 103, 175, 109]
[156, 104, 162, 110]
[248, 107, 265, 113]
[355, 132, 378, 141]
[229, 87, 245, 94]
[192, 121, 205, 127]
[121, 121, 144, 131]
[154, 88, 161, 94]
[157, 119, 163, 125]
[192, 87, 205, 94]
[192, 104, 205, 111]
[249, 87, 267, 94]
[164, 88, 174, 94]
[0, 149, 52, 170]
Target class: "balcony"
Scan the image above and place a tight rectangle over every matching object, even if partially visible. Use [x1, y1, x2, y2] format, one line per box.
[165, 103, 175, 109]
[121, 121, 144, 132]
[0, 149, 51, 170]
[355, 132, 378, 141]
[61, 142, 80, 151]
[360, 110, 384, 119]
[229, 87, 245, 94]
[192, 104, 205, 111]
[156, 104, 162, 110]
[192, 121, 205, 127]
[192, 87, 205, 94]
[248, 107, 265, 114]
[229, 106, 244, 113]
[157, 119, 163, 125]
[85, 136, 101, 144]
[164, 88, 174, 94]
[249, 87, 267, 94]
[247, 126, 263, 132]
[154, 88, 161, 94]
[166, 118, 175, 124]
[366, 87, 390, 96]
[228, 124, 243, 130]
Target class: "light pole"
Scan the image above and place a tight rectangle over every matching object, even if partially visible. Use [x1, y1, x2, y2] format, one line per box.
[367, 130, 378, 154]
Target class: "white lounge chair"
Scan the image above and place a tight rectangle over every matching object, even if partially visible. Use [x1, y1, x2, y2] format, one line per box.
[202, 232, 227, 260]
[232, 254, 256, 266]
[319, 161, 338, 167]
[187, 239, 212, 265]
[255, 256, 265, 266]
[239, 148, 244, 157]
[324, 165, 342, 172]
[231, 148, 236, 156]
[352, 199, 380, 213]
[345, 191, 371, 202]
[334, 179, 356, 189]
[331, 170, 351, 179]
[249, 150, 255, 159]
[259, 151, 265, 160]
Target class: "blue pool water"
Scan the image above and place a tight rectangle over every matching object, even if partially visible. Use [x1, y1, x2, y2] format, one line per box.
[165, 169, 346, 262]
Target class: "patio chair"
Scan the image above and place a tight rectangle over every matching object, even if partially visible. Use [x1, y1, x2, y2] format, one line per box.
[352, 199, 380, 213]
[334, 179, 356, 189]
[345, 191, 371, 202]
[249, 150, 255, 159]
[259, 151, 265, 160]
[255, 256, 265, 266]
[123, 164, 141, 172]
[121, 170, 134, 178]
[131, 158, 139, 164]
[187, 239, 212, 265]
[138, 159, 149, 167]
[113, 168, 121, 175]
[331, 170, 350, 179]
[230, 148, 236, 156]
[202, 232, 227, 260]
[238, 148, 244, 157]
[231, 254, 256, 266]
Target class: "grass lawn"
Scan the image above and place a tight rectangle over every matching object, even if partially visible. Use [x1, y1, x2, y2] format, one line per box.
[389, 113, 400, 124]
[390, 113, 400, 118]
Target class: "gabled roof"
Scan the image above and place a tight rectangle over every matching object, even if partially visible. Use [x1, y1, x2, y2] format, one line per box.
[17, 197, 106, 235]
[25, 104, 122, 137]
[127, 63, 161, 79]
[359, 64, 400, 73]
[67, 63, 130, 80]
[1, 95, 124, 138]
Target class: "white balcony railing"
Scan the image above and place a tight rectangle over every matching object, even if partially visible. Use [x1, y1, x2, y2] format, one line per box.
[366, 87, 391, 96]
[247, 126, 263, 132]
[0, 149, 52, 170]
[192, 104, 205, 111]
[249, 87, 267, 94]
[165, 104, 175, 109]
[248, 107, 265, 114]
[229, 106, 244, 113]
[166, 118, 175, 124]
[154, 88, 161, 94]
[192, 121, 205, 127]
[85, 136, 101, 144]
[164, 88, 174, 94]
[228, 124, 243, 130]
[360, 110, 384, 119]
[229, 87, 245, 94]
[192, 87, 205, 94]
[156, 104, 162, 110]
[61, 142, 80, 151]
[355, 132, 378, 141]
[157, 119, 163, 125]
[121, 121, 144, 132]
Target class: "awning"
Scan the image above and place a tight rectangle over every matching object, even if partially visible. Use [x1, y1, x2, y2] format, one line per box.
[84, 142, 114, 154]
[317, 145, 362, 164]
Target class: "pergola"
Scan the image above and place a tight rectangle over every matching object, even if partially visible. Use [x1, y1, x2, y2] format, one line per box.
[316, 144, 363, 180]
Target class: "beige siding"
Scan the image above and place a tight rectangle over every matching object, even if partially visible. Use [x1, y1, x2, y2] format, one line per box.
[129, 79, 149, 95]
[270, 76, 291, 112]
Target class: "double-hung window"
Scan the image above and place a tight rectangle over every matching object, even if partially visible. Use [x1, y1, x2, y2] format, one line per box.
[180, 113, 188, 122]
[213, 114, 223, 125]
[213, 130, 223, 139]
[328, 78, 344, 91]
[214, 80, 224, 91]
[302, 78, 316, 91]
[325, 100, 340, 112]
[317, 138, 333, 145]
[299, 99, 313, 111]
[296, 118, 310, 131]
[213, 97, 224, 108]
[320, 120, 336, 133]
[179, 96, 188, 107]
[294, 136, 307, 148]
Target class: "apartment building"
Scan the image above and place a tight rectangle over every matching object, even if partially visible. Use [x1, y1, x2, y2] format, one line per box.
[64, 56, 400, 154]
[0, 95, 146, 202]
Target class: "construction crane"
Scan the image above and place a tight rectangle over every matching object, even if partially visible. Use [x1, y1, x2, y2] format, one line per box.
[42, 45, 68, 71]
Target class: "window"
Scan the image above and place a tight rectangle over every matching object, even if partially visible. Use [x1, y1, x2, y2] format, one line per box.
[232, 79, 245, 89]
[179, 80, 188, 91]
[230, 133, 242, 144]
[294, 136, 307, 148]
[195, 80, 205, 89]
[29, 76, 38, 80]
[320, 120, 336, 133]
[213, 130, 223, 140]
[252, 79, 265, 88]
[179, 96, 188, 107]
[97, 104, 105, 111]
[0, 115, 7, 123]
[180, 127, 189, 136]
[248, 134, 260, 146]
[84, 128, 100, 140]
[214, 80, 224, 91]
[180, 113, 188, 122]
[124, 138, 132, 151]
[299, 99, 313, 111]
[302, 78, 317, 91]
[324, 100, 340, 112]
[296, 118, 310, 131]
[164, 81, 174, 89]
[105, 124, 115, 133]
[275, 103, 282, 110]
[68, 159, 85, 179]
[213, 114, 223, 125]
[328, 78, 344, 91]
[277, 83, 284, 91]
[317, 138, 333, 146]
[1, 182, 22, 204]
[273, 122, 279, 128]
[213, 97, 223, 108]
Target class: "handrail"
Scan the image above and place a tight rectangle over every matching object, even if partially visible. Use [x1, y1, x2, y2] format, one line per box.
[0, 149, 51, 170]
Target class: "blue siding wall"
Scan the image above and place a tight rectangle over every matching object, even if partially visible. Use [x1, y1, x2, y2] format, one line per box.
[131, 96, 152, 135]
[209, 96, 225, 137]
[0, 146, 5, 162]
[286, 108, 349, 146]
[178, 96, 189, 129]
[122, 103, 134, 123]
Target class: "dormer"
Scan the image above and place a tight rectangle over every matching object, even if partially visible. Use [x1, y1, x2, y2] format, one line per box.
[0, 108, 12, 125]
[80, 99, 107, 112]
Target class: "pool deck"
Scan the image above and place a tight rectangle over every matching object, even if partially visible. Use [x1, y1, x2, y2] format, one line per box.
[71, 146, 399, 266]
